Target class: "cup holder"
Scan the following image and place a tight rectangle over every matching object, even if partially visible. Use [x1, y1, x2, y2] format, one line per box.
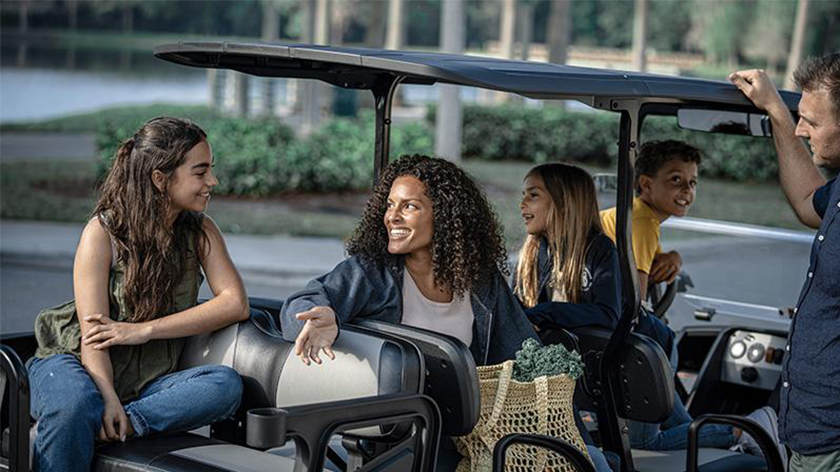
[246, 407, 288, 449]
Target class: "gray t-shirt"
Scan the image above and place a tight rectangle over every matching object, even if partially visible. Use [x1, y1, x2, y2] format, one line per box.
[401, 271, 474, 347]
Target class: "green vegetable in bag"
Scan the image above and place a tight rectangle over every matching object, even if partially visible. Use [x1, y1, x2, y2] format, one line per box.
[512, 338, 584, 382]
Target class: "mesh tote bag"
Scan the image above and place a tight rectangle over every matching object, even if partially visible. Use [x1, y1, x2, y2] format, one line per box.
[454, 360, 590, 472]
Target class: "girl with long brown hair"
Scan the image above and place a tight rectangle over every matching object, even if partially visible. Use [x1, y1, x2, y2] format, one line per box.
[28, 117, 249, 472]
[515, 162, 620, 331]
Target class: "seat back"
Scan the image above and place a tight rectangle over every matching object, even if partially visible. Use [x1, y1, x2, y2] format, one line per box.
[542, 326, 674, 424]
[179, 309, 425, 438]
[357, 320, 480, 436]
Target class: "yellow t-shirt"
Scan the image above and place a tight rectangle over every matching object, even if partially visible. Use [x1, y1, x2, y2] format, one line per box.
[600, 197, 662, 274]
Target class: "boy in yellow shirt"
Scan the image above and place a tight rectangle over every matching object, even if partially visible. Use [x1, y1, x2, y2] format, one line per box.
[599, 141, 785, 459]
[600, 140, 699, 300]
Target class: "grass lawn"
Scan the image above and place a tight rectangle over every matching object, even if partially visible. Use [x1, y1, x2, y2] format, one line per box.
[1, 158, 805, 248]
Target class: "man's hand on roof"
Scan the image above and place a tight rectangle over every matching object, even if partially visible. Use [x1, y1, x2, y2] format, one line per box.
[729, 69, 788, 117]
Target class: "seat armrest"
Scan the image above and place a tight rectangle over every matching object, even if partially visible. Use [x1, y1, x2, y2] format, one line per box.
[248, 297, 284, 321]
[492, 433, 596, 472]
[247, 393, 440, 472]
[0, 345, 30, 472]
[687, 414, 785, 472]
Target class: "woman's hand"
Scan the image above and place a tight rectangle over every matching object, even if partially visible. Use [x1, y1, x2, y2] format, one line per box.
[82, 314, 153, 350]
[294, 306, 338, 366]
[649, 251, 682, 284]
[99, 395, 133, 442]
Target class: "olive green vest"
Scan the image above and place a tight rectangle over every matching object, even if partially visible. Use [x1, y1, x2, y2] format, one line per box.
[34, 234, 203, 402]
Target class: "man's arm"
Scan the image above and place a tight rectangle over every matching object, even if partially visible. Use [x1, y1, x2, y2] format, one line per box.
[730, 69, 825, 228]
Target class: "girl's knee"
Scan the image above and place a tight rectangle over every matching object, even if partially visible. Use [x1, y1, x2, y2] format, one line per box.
[43, 389, 103, 431]
[203, 365, 243, 411]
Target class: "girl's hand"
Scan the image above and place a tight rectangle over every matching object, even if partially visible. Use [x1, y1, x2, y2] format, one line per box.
[99, 396, 133, 442]
[82, 314, 153, 350]
[294, 307, 338, 366]
[650, 251, 682, 284]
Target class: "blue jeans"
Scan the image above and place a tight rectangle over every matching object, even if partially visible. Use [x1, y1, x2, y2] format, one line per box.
[628, 332, 735, 451]
[628, 390, 736, 450]
[28, 354, 243, 472]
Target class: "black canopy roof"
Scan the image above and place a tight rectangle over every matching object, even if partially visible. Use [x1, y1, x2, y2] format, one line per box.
[155, 42, 801, 111]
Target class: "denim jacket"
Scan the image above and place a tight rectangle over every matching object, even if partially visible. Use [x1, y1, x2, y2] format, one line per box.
[521, 233, 620, 330]
[280, 255, 539, 366]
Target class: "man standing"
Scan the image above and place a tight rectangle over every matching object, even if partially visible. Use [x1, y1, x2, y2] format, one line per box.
[730, 54, 840, 471]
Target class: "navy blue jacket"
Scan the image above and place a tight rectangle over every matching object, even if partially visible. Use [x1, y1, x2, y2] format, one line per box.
[779, 177, 840, 455]
[280, 255, 539, 366]
[521, 233, 621, 331]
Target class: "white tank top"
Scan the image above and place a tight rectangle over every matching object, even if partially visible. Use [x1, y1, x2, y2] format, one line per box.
[401, 271, 474, 348]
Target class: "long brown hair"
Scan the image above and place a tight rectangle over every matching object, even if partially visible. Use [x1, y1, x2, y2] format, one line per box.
[93, 117, 208, 323]
[516, 163, 602, 307]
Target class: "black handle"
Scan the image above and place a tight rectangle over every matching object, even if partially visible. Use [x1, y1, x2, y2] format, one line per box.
[1, 345, 30, 472]
[492, 433, 596, 472]
[687, 414, 785, 472]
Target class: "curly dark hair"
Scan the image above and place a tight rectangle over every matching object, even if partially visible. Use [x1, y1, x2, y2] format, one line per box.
[634, 140, 702, 194]
[346, 154, 508, 297]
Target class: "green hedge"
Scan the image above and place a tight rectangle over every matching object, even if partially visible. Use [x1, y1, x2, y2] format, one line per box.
[95, 104, 781, 197]
[437, 104, 778, 183]
[95, 110, 433, 196]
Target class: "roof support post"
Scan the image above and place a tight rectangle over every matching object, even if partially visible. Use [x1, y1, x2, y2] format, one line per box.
[371, 75, 406, 186]
[598, 99, 643, 472]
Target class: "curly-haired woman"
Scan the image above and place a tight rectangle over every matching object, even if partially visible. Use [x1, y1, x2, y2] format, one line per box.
[28, 117, 248, 472]
[280, 154, 537, 367]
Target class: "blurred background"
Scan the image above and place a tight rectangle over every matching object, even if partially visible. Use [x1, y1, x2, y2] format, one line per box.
[0, 1, 837, 330]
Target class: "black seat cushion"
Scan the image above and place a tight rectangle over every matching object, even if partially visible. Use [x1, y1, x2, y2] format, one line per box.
[94, 433, 296, 472]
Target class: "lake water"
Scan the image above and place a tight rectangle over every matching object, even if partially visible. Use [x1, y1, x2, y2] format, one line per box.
[0, 42, 570, 124]
[1, 44, 209, 123]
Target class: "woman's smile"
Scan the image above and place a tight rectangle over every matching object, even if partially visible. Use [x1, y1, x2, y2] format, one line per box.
[384, 176, 434, 256]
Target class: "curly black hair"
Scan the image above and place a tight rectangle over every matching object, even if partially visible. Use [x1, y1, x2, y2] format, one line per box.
[635, 140, 702, 194]
[346, 154, 508, 297]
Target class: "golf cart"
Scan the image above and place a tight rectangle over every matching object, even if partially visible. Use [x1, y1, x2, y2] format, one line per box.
[2, 43, 803, 472]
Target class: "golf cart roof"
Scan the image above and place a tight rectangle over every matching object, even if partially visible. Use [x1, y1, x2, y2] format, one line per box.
[154, 42, 801, 111]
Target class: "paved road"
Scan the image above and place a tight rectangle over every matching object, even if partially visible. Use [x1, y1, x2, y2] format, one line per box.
[662, 236, 810, 332]
[2, 235, 812, 335]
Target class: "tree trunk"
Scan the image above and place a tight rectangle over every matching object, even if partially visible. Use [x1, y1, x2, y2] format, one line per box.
[298, 0, 321, 134]
[386, 0, 406, 50]
[518, 3, 534, 61]
[315, 0, 330, 44]
[234, 72, 250, 118]
[436, 0, 464, 162]
[365, 0, 387, 47]
[331, 0, 348, 46]
[784, 0, 810, 90]
[261, 1, 280, 116]
[67, 0, 78, 30]
[547, 0, 571, 65]
[19, 0, 29, 34]
[632, 0, 648, 72]
[122, 4, 134, 35]
[500, 0, 517, 60]
[262, 1, 279, 42]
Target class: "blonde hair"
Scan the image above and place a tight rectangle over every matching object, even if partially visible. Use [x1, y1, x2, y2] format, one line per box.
[516, 163, 602, 307]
